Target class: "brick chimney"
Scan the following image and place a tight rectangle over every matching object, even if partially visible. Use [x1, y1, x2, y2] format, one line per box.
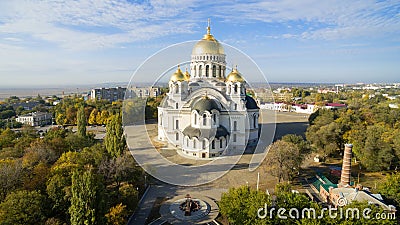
[339, 144, 353, 187]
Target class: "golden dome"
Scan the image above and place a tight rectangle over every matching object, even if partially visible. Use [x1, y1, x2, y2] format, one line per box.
[192, 20, 224, 55]
[184, 69, 191, 81]
[170, 66, 186, 82]
[226, 67, 245, 83]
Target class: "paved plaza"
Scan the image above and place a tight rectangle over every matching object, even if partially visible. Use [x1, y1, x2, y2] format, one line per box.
[126, 110, 309, 225]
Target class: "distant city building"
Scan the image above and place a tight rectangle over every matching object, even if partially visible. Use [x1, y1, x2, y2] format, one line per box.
[317, 88, 337, 94]
[52, 100, 61, 105]
[323, 103, 347, 109]
[16, 112, 53, 126]
[261, 102, 345, 113]
[273, 92, 292, 102]
[260, 102, 290, 112]
[291, 103, 317, 114]
[128, 86, 161, 98]
[260, 102, 317, 114]
[11, 101, 41, 110]
[90, 87, 126, 101]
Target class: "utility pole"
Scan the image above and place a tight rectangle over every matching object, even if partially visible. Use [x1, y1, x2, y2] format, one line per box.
[257, 172, 260, 191]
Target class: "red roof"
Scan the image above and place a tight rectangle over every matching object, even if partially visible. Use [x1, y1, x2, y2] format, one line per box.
[326, 103, 346, 107]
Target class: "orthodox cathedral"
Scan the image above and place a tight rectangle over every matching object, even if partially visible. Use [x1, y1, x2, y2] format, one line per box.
[157, 21, 259, 158]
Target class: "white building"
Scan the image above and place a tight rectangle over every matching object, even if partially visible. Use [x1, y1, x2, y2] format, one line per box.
[291, 103, 317, 114]
[157, 22, 260, 159]
[16, 112, 53, 126]
[260, 102, 288, 111]
[127, 86, 161, 98]
[260, 102, 317, 114]
[90, 87, 126, 101]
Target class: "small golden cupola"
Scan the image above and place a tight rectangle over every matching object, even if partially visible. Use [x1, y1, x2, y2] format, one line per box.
[170, 65, 186, 82]
[184, 68, 191, 81]
[226, 66, 245, 83]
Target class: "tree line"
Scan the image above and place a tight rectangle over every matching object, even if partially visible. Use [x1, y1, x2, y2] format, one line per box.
[0, 105, 144, 224]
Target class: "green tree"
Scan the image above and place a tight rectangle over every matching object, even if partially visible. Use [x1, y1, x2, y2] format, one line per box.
[0, 190, 47, 225]
[282, 134, 310, 154]
[0, 128, 16, 149]
[104, 113, 126, 158]
[378, 172, 400, 206]
[219, 186, 271, 225]
[66, 107, 77, 125]
[77, 105, 87, 138]
[0, 159, 23, 201]
[46, 151, 84, 219]
[266, 140, 302, 182]
[69, 167, 105, 225]
[56, 113, 67, 125]
[348, 124, 393, 171]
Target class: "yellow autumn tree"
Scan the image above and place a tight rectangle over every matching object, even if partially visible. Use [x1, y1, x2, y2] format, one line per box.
[88, 108, 98, 125]
[105, 203, 128, 225]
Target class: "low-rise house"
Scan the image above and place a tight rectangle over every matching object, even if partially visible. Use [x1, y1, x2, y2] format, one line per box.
[16, 112, 53, 126]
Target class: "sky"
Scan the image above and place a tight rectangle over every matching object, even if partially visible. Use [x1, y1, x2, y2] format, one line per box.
[0, 0, 399, 87]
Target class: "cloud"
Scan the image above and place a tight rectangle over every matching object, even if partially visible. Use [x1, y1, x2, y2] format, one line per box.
[216, 0, 400, 40]
[0, 0, 200, 50]
[0, 0, 399, 51]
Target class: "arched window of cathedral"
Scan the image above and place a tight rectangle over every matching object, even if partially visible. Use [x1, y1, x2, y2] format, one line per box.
[212, 65, 216, 77]
[254, 114, 257, 128]
[176, 102, 178, 109]
[187, 138, 189, 146]
[220, 138, 223, 148]
[234, 103, 237, 110]
[212, 140, 215, 149]
[219, 65, 222, 77]
[176, 120, 179, 129]
[233, 134, 237, 142]
[234, 84, 238, 93]
[203, 114, 207, 126]
[194, 65, 196, 77]
[175, 84, 179, 93]
[212, 113, 216, 125]
[199, 65, 202, 76]
[206, 65, 209, 77]
[202, 139, 206, 149]
[233, 121, 237, 131]
[175, 132, 179, 141]
[194, 113, 197, 125]
[193, 139, 197, 148]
